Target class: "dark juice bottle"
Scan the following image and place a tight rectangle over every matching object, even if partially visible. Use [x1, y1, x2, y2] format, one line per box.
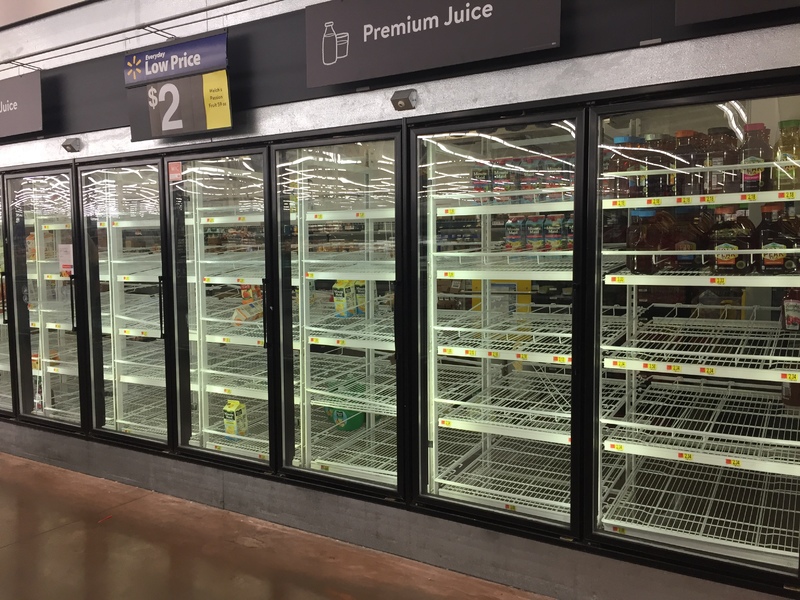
[673, 207, 705, 269]
[643, 133, 675, 198]
[757, 204, 799, 273]
[610, 136, 645, 198]
[710, 206, 755, 274]
[627, 209, 669, 274]
[740, 123, 773, 193]
[675, 130, 706, 196]
[775, 120, 800, 190]
[704, 127, 739, 194]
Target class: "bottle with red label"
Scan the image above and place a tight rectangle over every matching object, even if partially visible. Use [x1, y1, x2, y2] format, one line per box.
[626, 209, 670, 274]
[740, 123, 773, 193]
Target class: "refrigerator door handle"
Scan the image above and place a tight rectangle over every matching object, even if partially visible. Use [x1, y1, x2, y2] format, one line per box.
[69, 274, 77, 332]
[261, 277, 267, 348]
[0, 271, 6, 325]
[158, 275, 164, 339]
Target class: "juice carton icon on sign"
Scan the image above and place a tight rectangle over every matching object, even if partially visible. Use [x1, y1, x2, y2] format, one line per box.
[323, 22, 350, 65]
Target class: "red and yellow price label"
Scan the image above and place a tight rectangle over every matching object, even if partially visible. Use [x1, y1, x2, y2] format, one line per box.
[442, 272, 455, 278]
[609, 443, 624, 451]
[676, 197, 692, 204]
[643, 362, 657, 371]
[440, 419, 452, 427]
[355, 212, 365, 218]
[336, 339, 346, 346]
[236, 278, 245, 283]
[203, 277, 211, 282]
[612, 360, 627, 368]
[741, 193, 757, 201]
[320, 465, 330, 471]
[782, 373, 799, 381]
[699, 196, 716, 203]
[223, 388, 232, 394]
[310, 337, 320, 343]
[313, 214, 324, 220]
[709, 277, 726, 285]
[726, 459, 741, 467]
[487, 351, 499, 358]
[258, 454, 267, 461]
[516, 353, 528, 360]
[612, 526, 626, 534]
[646, 198, 661, 206]
[306, 272, 315, 279]
[222, 337, 231, 343]
[612, 200, 626, 207]
[779, 192, 796, 200]
[678, 452, 693, 461]
[666, 364, 682, 372]
[611, 276, 625, 283]
[464, 349, 476, 356]
[257, 340, 264, 347]
[205, 218, 215, 223]
[700, 367, 716, 375]
[444, 208, 457, 215]
[504, 504, 517, 512]
[553, 356, 568, 364]
[442, 348, 454, 354]
[237, 216, 246, 221]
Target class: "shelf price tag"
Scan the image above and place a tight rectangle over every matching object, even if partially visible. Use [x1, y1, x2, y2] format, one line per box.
[222, 337, 231, 343]
[464, 349, 477, 356]
[257, 340, 264, 347]
[51, 367, 60, 373]
[310, 337, 320, 344]
[54, 324, 62, 329]
[782, 373, 799, 381]
[237, 216, 246, 222]
[553, 356, 568, 364]
[709, 277, 725, 285]
[504, 504, 517, 512]
[741, 193, 758, 201]
[487, 351, 499, 358]
[609, 443, 624, 451]
[320, 465, 330, 471]
[335, 339, 346, 346]
[610, 276, 625, 283]
[112, 221, 120, 227]
[666, 364, 681, 373]
[699, 196, 715, 204]
[515, 353, 528, 360]
[676, 197, 692, 204]
[213, 444, 223, 451]
[442, 348, 454, 355]
[725, 459, 742, 467]
[700, 367, 716, 375]
[440, 419, 452, 427]
[258, 454, 267, 461]
[141, 331, 148, 337]
[313, 214, 324, 220]
[678, 452, 693, 461]
[612, 526, 626, 534]
[642, 362, 657, 371]
[223, 388, 232, 394]
[205, 217, 215, 223]
[442, 271, 455, 278]
[99, 222, 107, 227]
[305, 272, 315, 279]
[236, 278, 245, 283]
[30, 322, 38, 328]
[123, 276, 131, 281]
[123, 329, 131, 335]
[646, 198, 661, 206]
[355, 212, 365, 218]
[611, 200, 626, 207]
[779, 192, 796, 200]
[612, 360, 627, 368]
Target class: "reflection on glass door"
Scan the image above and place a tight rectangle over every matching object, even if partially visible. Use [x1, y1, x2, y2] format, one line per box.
[81, 164, 166, 439]
[0, 184, 10, 413]
[598, 96, 800, 570]
[170, 155, 268, 461]
[6, 172, 80, 424]
[277, 138, 398, 487]
[419, 122, 579, 521]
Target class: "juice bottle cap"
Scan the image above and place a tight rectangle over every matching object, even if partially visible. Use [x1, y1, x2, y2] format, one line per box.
[643, 133, 672, 141]
[779, 120, 800, 129]
[631, 209, 656, 217]
[613, 136, 644, 145]
[744, 122, 767, 132]
[714, 206, 736, 214]
[675, 130, 700, 137]
[761, 203, 782, 212]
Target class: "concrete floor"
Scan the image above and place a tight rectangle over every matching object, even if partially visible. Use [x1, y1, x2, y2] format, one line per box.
[0, 452, 550, 600]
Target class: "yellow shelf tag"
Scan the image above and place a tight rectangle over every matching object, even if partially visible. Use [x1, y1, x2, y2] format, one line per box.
[726, 459, 741, 467]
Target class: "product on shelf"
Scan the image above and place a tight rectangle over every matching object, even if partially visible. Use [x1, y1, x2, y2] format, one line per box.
[25, 232, 35, 260]
[672, 207, 707, 268]
[232, 301, 262, 325]
[674, 130, 707, 196]
[31, 350, 60, 371]
[355, 280, 366, 315]
[782, 288, 800, 331]
[524, 215, 545, 250]
[240, 284, 262, 302]
[626, 208, 671, 274]
[223, 400, 248, 438]
[564, 213, 575, 250]
[741, 123, 773, 193]
[757, 204, 800, 273]
[642, 133, 676, 197]
[704, 127, 739, 194]
[775, 120, 800, 190]
[710, 205, 755, 273]
[608, 136, 645, 198]
[333, 280, 357, 317]
[324, 407, 365, 431]
[543, 213, 565, 251]
[504, 216, 524, 250]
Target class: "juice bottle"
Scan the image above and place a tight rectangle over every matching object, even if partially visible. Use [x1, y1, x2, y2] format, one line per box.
[543, 214, 565, 251]
[504, 217, 523, 251]
[674, 130, 706, 196]
[775, 120, 800, 190]
[740, 123, 773, 193]
[524, 215, 545, 250]
[626, 209, 669, 274]
[710, 206, 755, 273]
[673, 207, 705, 269]
[642, 133, 676, 198]
[704, 127, 739, 194]
[609, 137, 645, 198]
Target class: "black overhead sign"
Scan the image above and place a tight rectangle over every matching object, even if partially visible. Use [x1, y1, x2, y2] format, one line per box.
[0, 71, 42, 138]
[675, 0, 800, 25]
[305, 0, 561, 88]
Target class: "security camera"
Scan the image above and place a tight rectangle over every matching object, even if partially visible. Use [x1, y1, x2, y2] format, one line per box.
[61, 138, 82, 153]
[391, 89, 418, 111]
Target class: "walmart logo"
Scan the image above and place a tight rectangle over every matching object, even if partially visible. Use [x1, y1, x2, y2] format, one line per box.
[126, 55, 142, 80]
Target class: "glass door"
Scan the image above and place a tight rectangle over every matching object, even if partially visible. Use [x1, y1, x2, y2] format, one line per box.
[169, 154, 268, 461]
[6, 171, 80, 425]
[80, 164, 166, 440]
[598, 95, 800, 569]
[277, 137, 399, 487]
[418, 120, 579, 522]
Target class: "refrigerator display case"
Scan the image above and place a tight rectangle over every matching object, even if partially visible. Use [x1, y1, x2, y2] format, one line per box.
[170, 154, 268, 460]
[277, 138, 399, 487]
[418, 120, 586, 521]
[598, 95, 800, 569]
[5, 171, 80, 425]
[80, 164, 166, 439]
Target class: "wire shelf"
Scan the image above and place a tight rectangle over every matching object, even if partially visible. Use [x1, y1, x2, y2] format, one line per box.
[306, 353, 396, 416]
[435, 431, 571, 519]
[203, 344, 268, 391]
[200, 392, 269, 457]
[604, 305, 800, 372]
[37, 382, 81, 424]
[200, 252, 265, 280]
[109, 383, 167, 437]
[603, 457, 800, 564]
[603, 377, 800, 469]
[310, 411, 397, 484]
[115, 341, 166, 381]
[306, 308, 395, 348]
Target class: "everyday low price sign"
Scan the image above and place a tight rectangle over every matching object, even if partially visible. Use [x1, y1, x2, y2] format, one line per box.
[124, 34, 232, 142]
[306, 0, 561, 88]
